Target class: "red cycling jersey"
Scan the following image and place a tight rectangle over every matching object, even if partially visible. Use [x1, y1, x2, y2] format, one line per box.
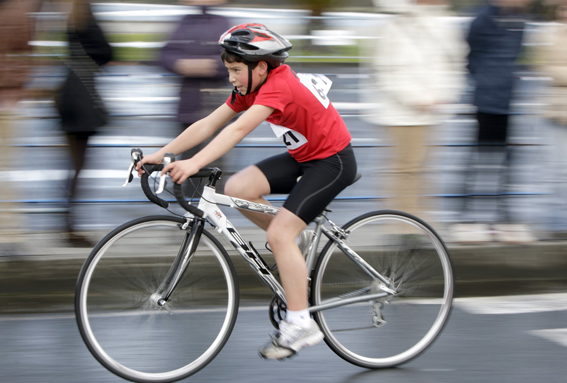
[225, 64, 351, 162]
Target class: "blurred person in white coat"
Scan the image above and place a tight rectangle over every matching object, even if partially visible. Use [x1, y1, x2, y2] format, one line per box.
[364, 0, 467, 225]
[533, 1, 567, 237]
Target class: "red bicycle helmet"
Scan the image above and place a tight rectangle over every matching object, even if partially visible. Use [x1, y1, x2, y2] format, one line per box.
[219, 23, 292, 68]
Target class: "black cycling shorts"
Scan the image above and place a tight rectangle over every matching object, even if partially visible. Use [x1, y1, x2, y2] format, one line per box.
[255, 143, 357, 224]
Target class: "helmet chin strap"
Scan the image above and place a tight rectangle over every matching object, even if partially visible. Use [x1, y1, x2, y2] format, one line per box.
[245, 64, 254, 98]
[230, 63, 269, 105]
[230, 65, 252, 105]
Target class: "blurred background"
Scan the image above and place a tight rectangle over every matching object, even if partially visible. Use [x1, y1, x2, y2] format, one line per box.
[2, 1, 567, 382]
[2, 0, 566, 251]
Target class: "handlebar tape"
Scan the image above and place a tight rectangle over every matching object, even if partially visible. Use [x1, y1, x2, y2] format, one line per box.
[140, 164, 169, 209]
[173, 183, 204, 218]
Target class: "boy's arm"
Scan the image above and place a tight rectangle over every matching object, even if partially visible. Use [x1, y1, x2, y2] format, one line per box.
[164, 103, 237, 155]
[165, 105, 275, 184]
[138, 103, 237, 169]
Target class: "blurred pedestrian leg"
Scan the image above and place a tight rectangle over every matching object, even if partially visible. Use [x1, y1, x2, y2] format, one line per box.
[547, 120, 567, 234]
[0, 0, 38, 255]
[388, 125, 430, 218]
[0, 112, 23, 253]
[532, 3, 567, 238]
[460, 112, 511, 223]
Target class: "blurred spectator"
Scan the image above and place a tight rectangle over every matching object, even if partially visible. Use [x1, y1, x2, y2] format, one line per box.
[55, 0, 112, 246]
[0, 0, 38, 255]
[159, 0, 230, 195]
[366, 0, 467, 223]
[532, 1, 567, 237]
[454, 0, 536, 243]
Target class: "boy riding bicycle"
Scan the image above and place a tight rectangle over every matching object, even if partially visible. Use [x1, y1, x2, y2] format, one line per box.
[137, 23, 357, 360]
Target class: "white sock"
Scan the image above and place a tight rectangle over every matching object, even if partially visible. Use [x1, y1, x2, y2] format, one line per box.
[286, 309, 311, 328]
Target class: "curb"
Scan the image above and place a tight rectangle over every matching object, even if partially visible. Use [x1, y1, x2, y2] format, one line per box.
[1, 233, 566, 315]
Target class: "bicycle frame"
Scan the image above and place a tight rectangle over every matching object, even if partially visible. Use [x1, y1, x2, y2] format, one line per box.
[158, 180, 396, 313]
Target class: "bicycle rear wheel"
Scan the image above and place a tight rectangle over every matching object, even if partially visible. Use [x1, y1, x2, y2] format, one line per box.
[75, 216, 239, 383]
[311, 210, 453, 369]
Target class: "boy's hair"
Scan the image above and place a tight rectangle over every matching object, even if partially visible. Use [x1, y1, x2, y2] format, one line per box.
[221, 49, 263, 69]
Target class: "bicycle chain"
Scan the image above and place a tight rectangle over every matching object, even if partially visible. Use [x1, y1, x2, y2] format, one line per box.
[330, 326, 378, 332]
[321, 280, 373, 286]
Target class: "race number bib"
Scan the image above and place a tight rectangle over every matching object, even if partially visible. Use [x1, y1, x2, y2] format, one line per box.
[268, 123, 308, 150]
[266, 73, 333, 149]
[297, 73, 332, 109]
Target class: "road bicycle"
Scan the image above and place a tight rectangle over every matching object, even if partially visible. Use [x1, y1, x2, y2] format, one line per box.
[75, 149, 454, 383]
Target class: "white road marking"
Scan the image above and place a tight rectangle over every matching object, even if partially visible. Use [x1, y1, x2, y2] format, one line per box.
[454, 293, 567, 315]
[528, 329, 567, 348]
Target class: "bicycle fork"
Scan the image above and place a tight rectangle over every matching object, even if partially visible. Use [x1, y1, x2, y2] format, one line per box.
[151, 217, 206, 312]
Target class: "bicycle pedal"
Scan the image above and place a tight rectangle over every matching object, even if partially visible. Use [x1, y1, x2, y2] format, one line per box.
[373, 315, 387, 327]
[258, 351, 296, 361]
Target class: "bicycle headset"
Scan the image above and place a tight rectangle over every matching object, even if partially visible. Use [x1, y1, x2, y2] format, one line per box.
[218, 23, 292, 104]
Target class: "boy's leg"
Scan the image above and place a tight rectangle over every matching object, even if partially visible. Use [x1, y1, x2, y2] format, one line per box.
[224, 165, 273, 230]
[260, 208, 323, 360]
[259, 209, 324, 360]
[224, 152, 302, 230]
[266, 208, 308, 311]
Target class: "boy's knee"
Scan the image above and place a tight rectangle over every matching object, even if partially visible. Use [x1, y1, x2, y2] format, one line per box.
[224, 176, 246, 199]
[266, 223, 296, 251]
[225, 172, 265, 201]
[266, 227, 284, 249]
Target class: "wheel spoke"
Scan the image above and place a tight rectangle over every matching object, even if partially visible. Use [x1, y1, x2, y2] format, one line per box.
[311, 211, 453, 369]
[75, 217, 239, 382]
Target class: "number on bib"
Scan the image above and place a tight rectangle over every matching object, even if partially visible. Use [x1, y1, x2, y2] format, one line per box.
[297, 73, 332, 109]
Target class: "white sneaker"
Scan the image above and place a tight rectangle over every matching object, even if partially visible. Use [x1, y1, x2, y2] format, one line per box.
[259, 319, 324, 360]
[297, 230, 313, 258]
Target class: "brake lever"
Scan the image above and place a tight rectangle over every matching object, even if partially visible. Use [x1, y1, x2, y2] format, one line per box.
[123, 148, 143, 187]
[156, 153, 175, 194]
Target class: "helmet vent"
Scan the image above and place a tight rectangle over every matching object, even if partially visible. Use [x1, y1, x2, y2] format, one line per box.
[232, 30, 253, 40]
[240, 43, 259, 51]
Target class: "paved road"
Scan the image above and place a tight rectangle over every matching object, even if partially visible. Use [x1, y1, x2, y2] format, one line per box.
[1, 293, 566, 383]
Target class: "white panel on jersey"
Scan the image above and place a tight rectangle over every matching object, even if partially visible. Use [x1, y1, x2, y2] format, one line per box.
[297, 73, 332, 108]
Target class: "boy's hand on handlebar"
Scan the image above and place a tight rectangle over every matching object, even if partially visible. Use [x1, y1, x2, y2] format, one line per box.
[135, 152, 164, 176]
[163, 159, 200, 184]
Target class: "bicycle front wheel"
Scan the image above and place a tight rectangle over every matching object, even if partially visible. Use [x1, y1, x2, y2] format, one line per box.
[311, 210, 453, 369]
[75, 216, 239, 383]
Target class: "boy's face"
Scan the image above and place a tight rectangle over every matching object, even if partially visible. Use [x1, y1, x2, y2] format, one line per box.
[224, 60, 266, 95]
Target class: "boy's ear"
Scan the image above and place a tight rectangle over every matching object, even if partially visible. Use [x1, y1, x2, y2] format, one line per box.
[257, 61, 269, 75]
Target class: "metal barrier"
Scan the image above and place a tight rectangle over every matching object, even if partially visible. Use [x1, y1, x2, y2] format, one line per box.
[5, 133, 545, 212]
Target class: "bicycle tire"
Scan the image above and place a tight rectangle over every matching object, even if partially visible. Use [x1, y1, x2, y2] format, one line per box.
[311, 210, 453, 369]
[75, 215, 239, 383]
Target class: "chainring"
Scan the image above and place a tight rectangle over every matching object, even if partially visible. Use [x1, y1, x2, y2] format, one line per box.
[268, 296, 287, 330]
